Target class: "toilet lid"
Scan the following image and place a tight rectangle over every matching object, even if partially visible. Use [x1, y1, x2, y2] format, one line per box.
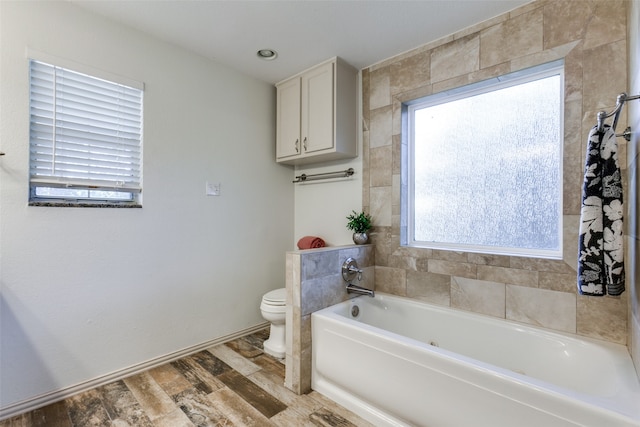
[262, 288, 286, 305]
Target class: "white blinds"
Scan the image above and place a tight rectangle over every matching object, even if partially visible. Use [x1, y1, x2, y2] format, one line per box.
[29, 60, 143, 192]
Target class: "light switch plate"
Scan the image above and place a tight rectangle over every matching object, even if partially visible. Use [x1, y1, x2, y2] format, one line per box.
[206, 181, 221, 196]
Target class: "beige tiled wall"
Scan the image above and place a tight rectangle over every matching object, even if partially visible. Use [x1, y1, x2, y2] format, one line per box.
[284, 245, 375, 394]
[363, 0, 630, 345]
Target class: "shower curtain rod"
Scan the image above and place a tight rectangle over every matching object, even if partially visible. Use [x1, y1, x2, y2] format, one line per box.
[293, 168, 355, 183]
[597, 92, 640, 140]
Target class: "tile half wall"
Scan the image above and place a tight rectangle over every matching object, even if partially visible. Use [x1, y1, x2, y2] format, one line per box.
[285, 245, 374, 394]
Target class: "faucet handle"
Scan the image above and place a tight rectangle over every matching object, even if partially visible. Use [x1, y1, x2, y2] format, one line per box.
[342, 257, 363, 282]
[349, 266, 363, 281]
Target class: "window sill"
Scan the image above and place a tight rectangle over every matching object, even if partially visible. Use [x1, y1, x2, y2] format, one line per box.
[29, 201, 142, 208]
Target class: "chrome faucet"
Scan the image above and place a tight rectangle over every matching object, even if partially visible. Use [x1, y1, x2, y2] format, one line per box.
[346, 282, 375, 297]
[342, 257, 375, 297]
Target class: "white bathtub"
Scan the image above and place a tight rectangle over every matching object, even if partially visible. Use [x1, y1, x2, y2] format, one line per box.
[311, 293, 640, 427]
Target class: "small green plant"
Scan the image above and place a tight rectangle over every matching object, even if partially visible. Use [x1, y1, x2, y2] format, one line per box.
[346, 210, 372, 233]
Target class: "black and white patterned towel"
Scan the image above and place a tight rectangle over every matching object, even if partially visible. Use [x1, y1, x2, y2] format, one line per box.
[578, 125, 625, 296]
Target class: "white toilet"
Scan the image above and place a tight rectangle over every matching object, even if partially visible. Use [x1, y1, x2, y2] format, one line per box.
[260, 287, 286, 358]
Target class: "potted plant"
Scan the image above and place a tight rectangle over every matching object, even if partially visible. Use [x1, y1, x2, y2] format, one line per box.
[346, 210, 372, 244]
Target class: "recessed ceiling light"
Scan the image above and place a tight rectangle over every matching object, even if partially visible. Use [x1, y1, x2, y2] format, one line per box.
[257, 49, 278, 60]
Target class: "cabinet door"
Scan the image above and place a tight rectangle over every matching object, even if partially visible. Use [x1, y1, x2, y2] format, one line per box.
[276, 77, 301, 159]
[301, 61, 334, 154]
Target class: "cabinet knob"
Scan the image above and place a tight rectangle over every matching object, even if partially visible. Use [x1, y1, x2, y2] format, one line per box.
[295, 139, 299, 153]
[303, 137, 308, 151]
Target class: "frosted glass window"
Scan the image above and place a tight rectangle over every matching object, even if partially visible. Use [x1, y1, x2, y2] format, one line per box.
[406, 63, 563, 258]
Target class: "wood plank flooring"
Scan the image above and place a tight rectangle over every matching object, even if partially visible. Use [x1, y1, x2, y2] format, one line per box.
[1, 328, 374, 427]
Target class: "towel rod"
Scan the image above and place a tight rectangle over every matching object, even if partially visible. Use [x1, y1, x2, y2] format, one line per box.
[293, 168, 355, 183]
[597, 92, 640, 133]
[616, 126, 632, 142]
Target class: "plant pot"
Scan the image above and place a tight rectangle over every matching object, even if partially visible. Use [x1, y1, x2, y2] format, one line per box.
[352, 232, 369, 245]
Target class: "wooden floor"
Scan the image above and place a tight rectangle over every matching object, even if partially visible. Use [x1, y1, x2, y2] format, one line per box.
[1, 328, 374, 427]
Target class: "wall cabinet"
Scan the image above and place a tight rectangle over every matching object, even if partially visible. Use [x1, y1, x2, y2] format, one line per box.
[276, 57, 357, 165]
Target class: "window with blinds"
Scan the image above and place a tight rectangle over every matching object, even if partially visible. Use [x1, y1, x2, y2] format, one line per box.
[29, 59, 143, 206]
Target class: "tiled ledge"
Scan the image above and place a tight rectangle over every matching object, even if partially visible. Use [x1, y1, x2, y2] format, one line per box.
[284, 244, 375, 394]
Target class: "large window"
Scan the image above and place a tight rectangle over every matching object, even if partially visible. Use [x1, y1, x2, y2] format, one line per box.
[29, 59, 143, 206]
[405, 61, 563, 258]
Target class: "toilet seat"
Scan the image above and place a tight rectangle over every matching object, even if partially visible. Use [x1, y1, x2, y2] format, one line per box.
[261, 288, 286, 306]
[259, 287, 286, 359]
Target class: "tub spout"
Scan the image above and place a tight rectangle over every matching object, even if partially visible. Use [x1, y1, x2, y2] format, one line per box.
[346, 282, 375, 297]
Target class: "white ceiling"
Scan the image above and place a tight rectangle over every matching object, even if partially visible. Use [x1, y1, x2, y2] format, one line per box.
[70, 0, 531, 84]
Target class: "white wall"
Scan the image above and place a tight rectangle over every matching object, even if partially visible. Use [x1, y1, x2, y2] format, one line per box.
[293, 155, 363, 247]
[292, 76, 364, 247]
[628, 0, 640, 376]
[0, 1, 293, 412]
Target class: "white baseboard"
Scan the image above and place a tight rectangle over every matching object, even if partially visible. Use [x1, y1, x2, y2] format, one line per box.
[0, 322, 269, 421]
